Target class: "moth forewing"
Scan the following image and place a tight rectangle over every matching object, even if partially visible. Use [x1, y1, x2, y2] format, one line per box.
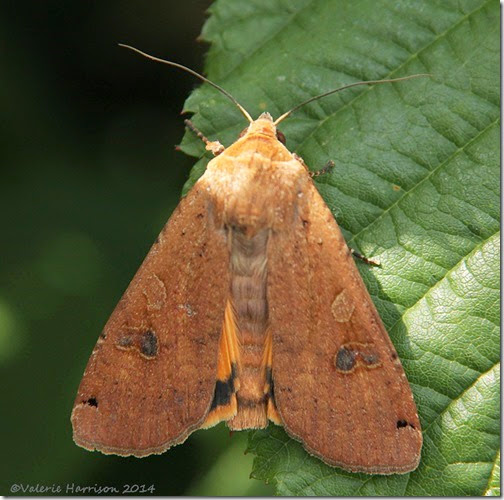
[71, 184, 230, 456]
[267, 177, 422, 474]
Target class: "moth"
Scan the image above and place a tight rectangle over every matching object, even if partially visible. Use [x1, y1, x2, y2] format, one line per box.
[72, 45, 426, 474]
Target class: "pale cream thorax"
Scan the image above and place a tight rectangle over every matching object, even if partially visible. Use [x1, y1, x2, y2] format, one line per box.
[197, 113, 309, 234]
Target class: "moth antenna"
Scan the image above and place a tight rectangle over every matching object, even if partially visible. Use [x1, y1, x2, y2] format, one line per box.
[274, 73, 431, 125]
[118, 43, 253, 123]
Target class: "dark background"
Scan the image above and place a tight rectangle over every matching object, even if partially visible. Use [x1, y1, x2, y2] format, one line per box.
[1, 1, 272, 495]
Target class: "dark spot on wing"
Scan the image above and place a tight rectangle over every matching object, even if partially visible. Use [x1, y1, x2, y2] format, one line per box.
[396, 419, 416, 429]
[266, 367, 276, 405]
[397, 419, 416, 429]
[335, 346, 356, 372]
[117, 335, 133, 348]
[140, 330, 158, 358]
[210, 364, 236, 410]
[335, 343, 381, 373]
[361, 352, 379, 365]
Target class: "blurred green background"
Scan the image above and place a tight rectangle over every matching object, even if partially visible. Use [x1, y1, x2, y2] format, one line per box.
[1, 1, 272, 496]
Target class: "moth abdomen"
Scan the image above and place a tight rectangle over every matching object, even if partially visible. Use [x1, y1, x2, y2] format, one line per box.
[224, 227, 277, 430]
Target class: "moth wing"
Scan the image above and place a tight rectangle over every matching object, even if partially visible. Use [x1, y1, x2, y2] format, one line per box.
[71, 183, 229, 456]
[268, 179, 422, 474]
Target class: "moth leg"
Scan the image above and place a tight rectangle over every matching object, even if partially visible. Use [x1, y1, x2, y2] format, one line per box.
[350, 248, 381, 267]
[184, 119, 224, 155]
[310, 160, 335, 178]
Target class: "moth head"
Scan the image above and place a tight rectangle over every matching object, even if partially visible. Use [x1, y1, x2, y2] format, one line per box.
[238, 112, 286, 144]
[241, 112, 277, 138]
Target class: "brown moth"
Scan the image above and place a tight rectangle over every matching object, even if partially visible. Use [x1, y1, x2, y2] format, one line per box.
[71, 45, 425, 474]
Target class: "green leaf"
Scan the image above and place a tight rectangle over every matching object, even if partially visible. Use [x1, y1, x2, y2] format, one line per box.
[179, 0, 500, 495]
[485, 450, 501, 496]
